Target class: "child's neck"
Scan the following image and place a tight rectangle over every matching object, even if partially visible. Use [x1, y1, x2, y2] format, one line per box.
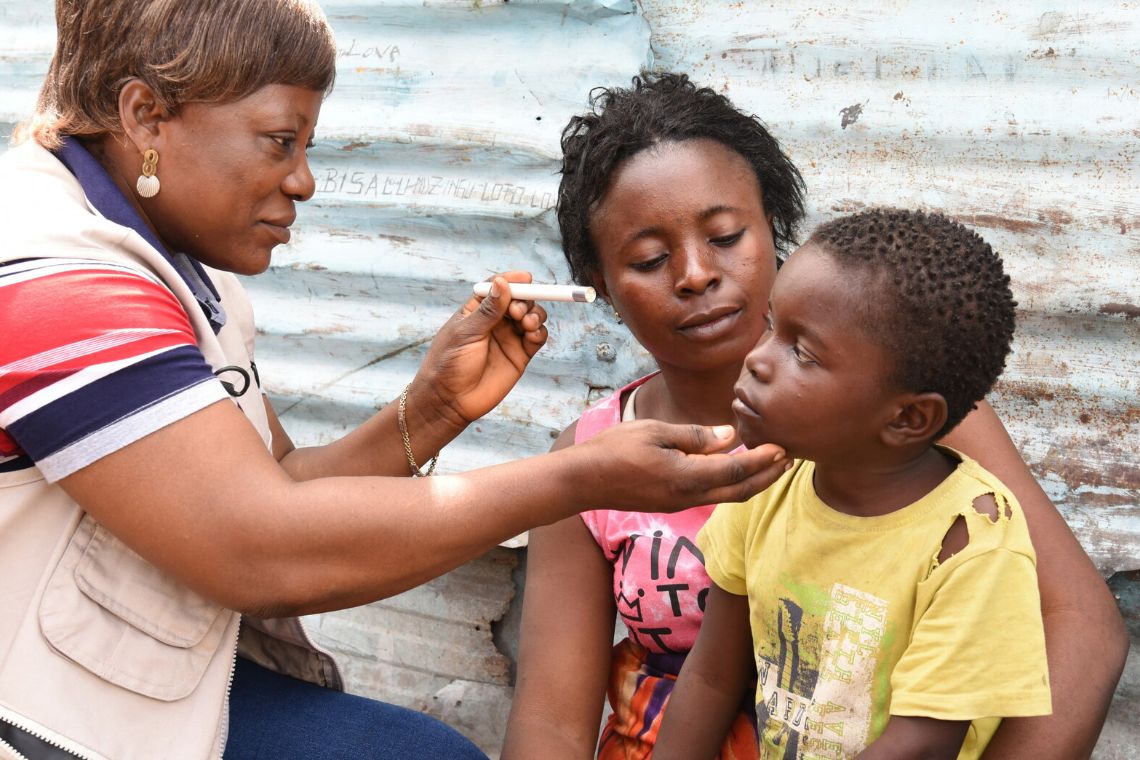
[812, 446, 956, 517]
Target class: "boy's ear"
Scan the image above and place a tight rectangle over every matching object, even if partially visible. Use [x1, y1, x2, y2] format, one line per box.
[879, 392, 948, 448]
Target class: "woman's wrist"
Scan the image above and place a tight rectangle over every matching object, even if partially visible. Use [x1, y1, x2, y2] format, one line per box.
[544, 438, 614, 511]
[399, 379, 469, 465]
[397, 384, 438, 476]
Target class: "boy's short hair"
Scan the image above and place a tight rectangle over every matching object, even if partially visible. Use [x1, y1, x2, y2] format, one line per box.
[808, 208, 1017, 438]
[557, 71, 807, 285]
[20, 0, 336, 148]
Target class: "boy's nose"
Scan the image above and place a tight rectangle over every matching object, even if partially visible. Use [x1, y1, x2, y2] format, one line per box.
[744, 333, 775, 382]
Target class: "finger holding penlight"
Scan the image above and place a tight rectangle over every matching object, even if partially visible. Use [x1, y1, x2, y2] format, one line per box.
[472, 282, 596, 303]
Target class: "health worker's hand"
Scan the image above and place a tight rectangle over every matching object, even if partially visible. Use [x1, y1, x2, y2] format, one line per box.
[574, 420, 790, 512]
[417, 272, 549, 426]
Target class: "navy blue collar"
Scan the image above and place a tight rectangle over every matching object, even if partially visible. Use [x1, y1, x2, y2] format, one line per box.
[54, 137, 226, 333]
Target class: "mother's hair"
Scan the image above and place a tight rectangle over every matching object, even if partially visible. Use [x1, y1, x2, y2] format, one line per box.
[557, 71, 807, 285]
[20, 0, 337, 148]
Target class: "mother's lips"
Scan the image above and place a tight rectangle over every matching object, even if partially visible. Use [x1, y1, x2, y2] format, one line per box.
[678, 304, 740, 330]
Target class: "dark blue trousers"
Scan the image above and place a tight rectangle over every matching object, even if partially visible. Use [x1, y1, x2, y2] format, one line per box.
[224, 657, 488, 759]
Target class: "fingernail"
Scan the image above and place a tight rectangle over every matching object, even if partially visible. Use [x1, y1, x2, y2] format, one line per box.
[773, 451, 784, 462]
[489, 282, 500, 298]
[712, 425, 734, 440]
[784, 461, 794, 471]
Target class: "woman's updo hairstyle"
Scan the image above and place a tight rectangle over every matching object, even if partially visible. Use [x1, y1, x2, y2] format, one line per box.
[19, 0, 337, 148]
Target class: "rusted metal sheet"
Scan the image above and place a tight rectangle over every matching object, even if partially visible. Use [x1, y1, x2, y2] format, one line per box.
[642, 7, 1140, 757]
[642, 0, 1140, 579]
[1, 1, 1137, 757]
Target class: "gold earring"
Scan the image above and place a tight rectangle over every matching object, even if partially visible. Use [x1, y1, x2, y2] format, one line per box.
[136, 149, 160, 198]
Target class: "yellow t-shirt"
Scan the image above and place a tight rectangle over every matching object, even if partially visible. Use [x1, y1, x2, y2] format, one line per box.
[698, 448, 1051, 760]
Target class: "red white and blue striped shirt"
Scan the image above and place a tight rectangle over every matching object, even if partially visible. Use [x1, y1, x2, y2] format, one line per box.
[0, 139, 225, 481]
[0, 258, 221, 480]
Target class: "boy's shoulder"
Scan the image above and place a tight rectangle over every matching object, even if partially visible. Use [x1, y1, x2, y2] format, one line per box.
[934, 446, 1036, 563]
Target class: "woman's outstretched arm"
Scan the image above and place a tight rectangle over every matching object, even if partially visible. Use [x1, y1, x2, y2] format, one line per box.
[60, 400, 790, 619]
[945, 401, 1128, 759]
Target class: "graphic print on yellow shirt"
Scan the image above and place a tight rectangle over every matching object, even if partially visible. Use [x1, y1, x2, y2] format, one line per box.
[698, 450, 1051, 760]
[755, 579, 892, 757]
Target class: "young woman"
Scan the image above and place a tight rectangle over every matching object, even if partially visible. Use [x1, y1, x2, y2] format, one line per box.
[0, 8, 791, 759]
[503, 72, 1127, 760]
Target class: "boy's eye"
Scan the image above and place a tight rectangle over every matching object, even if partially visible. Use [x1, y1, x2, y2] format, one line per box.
[791, 344, 817, 365]
[710, 230, 745, 246]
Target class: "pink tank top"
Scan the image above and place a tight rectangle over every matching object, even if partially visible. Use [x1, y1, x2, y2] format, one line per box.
[577, 374, 719, 655]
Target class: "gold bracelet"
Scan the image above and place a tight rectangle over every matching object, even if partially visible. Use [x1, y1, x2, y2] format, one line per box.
[398, 384, 437, 477]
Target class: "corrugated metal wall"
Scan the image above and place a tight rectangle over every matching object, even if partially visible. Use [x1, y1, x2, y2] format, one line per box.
[1, 1, 1136, 757]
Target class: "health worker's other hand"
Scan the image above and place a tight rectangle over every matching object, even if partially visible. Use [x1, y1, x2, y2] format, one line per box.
[419, 272, 549, 425]
[576, 420, 789, 512]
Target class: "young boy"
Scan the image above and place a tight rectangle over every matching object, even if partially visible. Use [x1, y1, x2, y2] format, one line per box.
[655, 208, 1051, 759]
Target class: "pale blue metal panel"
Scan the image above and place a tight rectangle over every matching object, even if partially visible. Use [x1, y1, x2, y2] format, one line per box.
[2, 2, 1137, 755]
[246, 1, 655, 488]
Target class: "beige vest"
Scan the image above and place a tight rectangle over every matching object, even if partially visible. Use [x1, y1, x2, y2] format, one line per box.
[0, 142, 342, 760]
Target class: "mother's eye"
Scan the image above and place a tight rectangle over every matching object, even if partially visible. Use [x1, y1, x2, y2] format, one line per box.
[710, 230, 745, 247]
[631, 254, 668, 272]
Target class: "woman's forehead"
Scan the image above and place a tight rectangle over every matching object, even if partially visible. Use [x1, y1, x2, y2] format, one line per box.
[596, 140, 763, 219]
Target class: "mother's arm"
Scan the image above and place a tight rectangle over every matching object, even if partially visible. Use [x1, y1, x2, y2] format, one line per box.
[502, 422, 618, 760]
[944, 401, 1129, 759]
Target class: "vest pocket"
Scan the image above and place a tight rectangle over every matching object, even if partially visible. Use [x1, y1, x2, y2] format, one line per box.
[38, 514, 231, 701]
